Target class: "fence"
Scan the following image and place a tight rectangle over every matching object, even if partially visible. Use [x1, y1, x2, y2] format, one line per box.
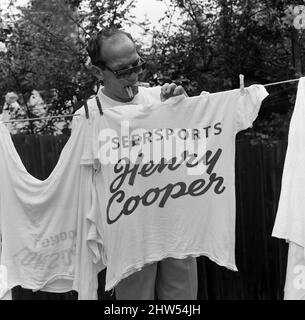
[10, 133, 289, 300]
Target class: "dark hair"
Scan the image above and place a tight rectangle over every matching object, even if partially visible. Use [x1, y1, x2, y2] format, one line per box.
[86, 28, 134, 68]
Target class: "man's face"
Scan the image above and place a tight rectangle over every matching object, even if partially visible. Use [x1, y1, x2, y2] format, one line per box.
[99, 34, 141, 102]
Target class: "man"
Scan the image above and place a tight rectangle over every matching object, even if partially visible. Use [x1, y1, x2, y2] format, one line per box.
[75, 27, 198, 300]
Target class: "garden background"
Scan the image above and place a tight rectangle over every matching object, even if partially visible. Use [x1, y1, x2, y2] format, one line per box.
[1, 0, 305, 299]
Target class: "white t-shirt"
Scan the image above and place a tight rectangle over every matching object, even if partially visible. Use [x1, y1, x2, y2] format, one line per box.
[0, 118, 102, 299]
[80, 85, 268, 291]
[272, 77, 305, 246]
[272, 77, 305, 300]
[282, 241, 305, 300]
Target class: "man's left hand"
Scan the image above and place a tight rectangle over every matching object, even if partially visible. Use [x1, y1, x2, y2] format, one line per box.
[160, 83, 188, 102]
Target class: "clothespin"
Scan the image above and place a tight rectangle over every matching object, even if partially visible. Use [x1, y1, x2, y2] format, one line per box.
[239, 74, 245, 96]
[96, 96, 103, 116]
[84, 100, 89, 119]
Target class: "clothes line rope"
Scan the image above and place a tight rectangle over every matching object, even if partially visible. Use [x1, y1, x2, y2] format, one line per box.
[1, 113, 80, 124]
[1, 77, 303, 124]
[263, 77, 300, 87]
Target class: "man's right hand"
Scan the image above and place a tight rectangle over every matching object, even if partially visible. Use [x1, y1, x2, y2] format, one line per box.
[160, 83, 188, 102]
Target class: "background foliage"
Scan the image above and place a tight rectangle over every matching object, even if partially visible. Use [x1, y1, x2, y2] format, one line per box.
[1, 0, 305, 137]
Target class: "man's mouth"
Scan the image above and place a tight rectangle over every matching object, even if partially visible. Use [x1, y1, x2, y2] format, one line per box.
[125, 82, 149, 99]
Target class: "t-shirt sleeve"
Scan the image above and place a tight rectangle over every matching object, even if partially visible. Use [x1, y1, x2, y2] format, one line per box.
[236, 84, 269, 132]
[86, 172, 106, 267]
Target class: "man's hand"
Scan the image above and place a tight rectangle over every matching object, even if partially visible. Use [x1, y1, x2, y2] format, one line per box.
[160, 83, 188, 102]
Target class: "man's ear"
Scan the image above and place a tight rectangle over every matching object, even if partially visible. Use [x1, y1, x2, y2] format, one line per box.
[87, 64, 104, 81]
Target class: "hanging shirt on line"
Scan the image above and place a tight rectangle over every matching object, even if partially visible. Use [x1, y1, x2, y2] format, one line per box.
[0, 118, 104, 300]
[272, 77, 305, 300]
[80, 84, 269, 292]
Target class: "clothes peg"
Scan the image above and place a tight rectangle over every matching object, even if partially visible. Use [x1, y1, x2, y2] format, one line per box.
[239, 74, 245, 95]
[96, 96, 103, 116]
[84, 100, 89, 119]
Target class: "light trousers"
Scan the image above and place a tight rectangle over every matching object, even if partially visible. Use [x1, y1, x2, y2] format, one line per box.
[115, 257, 198, 300]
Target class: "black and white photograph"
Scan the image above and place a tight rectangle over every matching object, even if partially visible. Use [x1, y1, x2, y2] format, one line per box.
[0, 0, 304, 308]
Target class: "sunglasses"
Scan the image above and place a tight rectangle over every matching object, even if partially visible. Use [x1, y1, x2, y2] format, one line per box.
[97, 57, 146, 79]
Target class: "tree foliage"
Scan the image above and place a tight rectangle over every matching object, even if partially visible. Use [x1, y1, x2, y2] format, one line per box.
[0, 0, 136, 133]
[140, 0, 305, 138]
[143, 0, 304, 92]
[1, 0, 305, 137]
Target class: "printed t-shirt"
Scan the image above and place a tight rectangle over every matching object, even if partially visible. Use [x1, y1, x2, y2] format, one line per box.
[0, 118, 103, 299]
[81, 85, 268, 291]
[272, 77, 305, 300]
